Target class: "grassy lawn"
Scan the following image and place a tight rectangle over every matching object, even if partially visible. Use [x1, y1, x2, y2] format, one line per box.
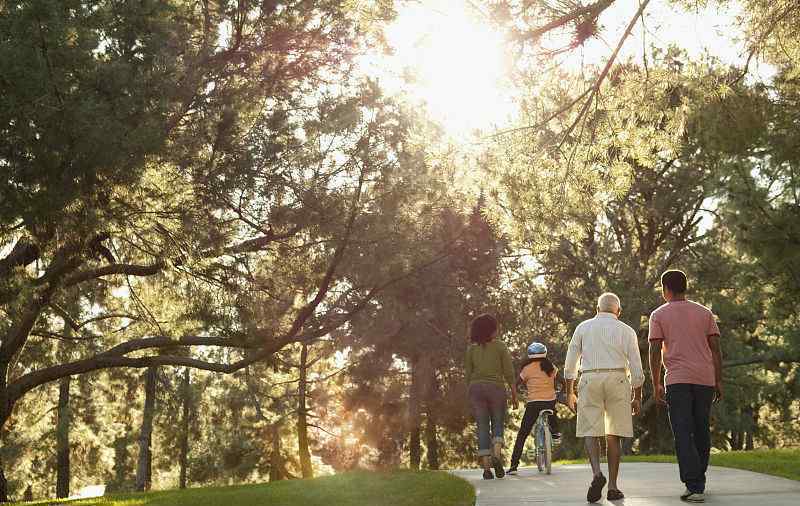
[557, 448, 800, 482]
[12, 470, 475, 506]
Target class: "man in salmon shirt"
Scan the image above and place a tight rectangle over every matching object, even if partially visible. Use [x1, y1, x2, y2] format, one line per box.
[649, 270, 723, 504]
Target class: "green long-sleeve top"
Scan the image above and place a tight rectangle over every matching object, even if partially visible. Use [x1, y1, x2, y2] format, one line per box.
[464, 340, 515, 388]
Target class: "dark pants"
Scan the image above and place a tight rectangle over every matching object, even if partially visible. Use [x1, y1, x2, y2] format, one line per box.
[666, 383, 714, 493]
[468, 383, 507, 457]
[509, 400, 559, 469]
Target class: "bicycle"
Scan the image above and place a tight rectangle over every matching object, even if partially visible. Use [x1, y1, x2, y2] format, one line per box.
[530, 408, 554, 474]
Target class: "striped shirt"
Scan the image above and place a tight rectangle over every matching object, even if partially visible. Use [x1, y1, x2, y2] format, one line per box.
[564, 313, 645, 387]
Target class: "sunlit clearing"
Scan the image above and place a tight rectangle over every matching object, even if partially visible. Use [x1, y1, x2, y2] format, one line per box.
[380, 1, 515, 136]
[71, 484, 105, 499]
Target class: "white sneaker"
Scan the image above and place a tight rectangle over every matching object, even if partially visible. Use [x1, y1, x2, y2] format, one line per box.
[681, 489, 705, 503]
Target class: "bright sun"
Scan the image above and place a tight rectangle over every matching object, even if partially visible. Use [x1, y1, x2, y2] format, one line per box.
[363, 1, 763, 138]
[376, 1, 515, 136]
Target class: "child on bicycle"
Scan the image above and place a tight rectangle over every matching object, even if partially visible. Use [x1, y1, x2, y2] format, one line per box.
[507, 342, 564, 475]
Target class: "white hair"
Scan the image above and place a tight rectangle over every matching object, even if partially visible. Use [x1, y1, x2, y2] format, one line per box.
[597, 292, 621, 313]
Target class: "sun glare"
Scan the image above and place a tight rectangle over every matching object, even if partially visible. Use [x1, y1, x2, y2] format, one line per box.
[362, 1, 772, 138]
[376, 1, 515, 136]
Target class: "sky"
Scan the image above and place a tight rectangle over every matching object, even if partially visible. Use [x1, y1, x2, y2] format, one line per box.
[360, 0, 774, 138]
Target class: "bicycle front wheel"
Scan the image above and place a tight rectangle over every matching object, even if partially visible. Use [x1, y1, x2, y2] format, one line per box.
[543, 423, 552, 474]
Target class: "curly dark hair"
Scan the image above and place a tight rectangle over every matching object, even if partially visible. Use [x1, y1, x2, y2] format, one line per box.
[470, 314, 498, 344]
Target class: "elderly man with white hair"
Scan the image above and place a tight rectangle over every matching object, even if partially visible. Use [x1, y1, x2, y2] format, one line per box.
[564, 292, 645, 503]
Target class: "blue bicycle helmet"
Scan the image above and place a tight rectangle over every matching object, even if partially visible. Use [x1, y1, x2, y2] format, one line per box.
[527, 342, 547, 358]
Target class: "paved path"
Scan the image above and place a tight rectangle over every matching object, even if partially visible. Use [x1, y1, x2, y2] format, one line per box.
[451, 463, 800, 505]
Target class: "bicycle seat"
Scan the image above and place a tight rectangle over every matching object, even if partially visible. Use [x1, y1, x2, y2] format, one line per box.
[541, 409, 554, 415]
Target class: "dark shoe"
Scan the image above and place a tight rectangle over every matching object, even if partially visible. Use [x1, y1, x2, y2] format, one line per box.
[607, 489, 625, 501]
[587, 473, 607, 503]
[483, 468, 494, 480]
[506, 467, 518, 475]
[492, 457, 505, 478]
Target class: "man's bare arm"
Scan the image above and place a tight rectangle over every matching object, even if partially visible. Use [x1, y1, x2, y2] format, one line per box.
[708, 334, 723, 402]
[649, 341, 662, 386]
[649, 340, 666, 405]
[566, 378, 577, 413]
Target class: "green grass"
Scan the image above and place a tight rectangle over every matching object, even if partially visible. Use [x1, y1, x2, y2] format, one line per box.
[557, 448, 800, 481]
[12, 470, 475, 506]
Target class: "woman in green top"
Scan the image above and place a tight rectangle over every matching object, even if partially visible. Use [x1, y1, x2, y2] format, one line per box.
[465, 314, 517, 479]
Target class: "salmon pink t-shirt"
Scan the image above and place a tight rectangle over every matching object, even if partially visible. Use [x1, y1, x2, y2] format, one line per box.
[520, 362, 557, 402]
[648, 300, 720, 387]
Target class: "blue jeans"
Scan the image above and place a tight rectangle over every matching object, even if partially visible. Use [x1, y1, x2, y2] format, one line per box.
[469, 382, 507, 457]
[666, 383, 714, 493]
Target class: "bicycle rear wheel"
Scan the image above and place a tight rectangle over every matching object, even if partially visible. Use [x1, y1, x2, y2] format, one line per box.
[535, 423, 544, 472]
[543, 423, 552, 474]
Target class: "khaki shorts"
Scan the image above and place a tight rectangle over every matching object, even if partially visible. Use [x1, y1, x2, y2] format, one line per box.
[576, 371, 633, 437]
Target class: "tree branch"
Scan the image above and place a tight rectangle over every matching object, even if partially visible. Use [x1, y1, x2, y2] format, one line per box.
[7, 335, 293, 402]
[223, 225, 303, 255]
[0, 239, 39, 277]
[522, 0, 615, 42]
[723, 353, 800, 368]
[63, 261, 166, 287]
[559, 0, 651, 150]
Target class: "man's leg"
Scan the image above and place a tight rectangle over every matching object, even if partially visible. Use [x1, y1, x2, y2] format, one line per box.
[667, 384, 703, 493]
[606, 435, 621, 490]
[604, 372, 633, 494]
[585, 436, 608, 503]
[692, 385, 715, 493]
[509, 403, 538, 470]
[585, 436, 603, 477]
[579, 376, 607, 503]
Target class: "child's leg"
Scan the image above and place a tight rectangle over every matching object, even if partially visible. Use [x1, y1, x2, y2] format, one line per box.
[546, 399, 560, 434]
[509, 402, 539, 469]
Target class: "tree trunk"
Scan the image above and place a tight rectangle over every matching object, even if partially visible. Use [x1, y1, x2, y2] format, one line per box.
[179, 368, 190, 489]
[745, 406, 755, 451]
[0, 457, 7, 504]
[108, 429, 132, 493]
[425, 414, 439, 470]
[424, 367, 440, 470]
[408, 357, 422, 470]
[1, 360, 11, 503]
[56, 375, 71, 498]
[269, 423, 283, 482]
[731, 431, 743, 451]
[297, 343, 313, 478]
[135, 367, 157, 492]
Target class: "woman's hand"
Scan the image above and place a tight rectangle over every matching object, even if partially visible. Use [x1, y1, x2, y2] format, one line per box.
[631, 398, 641, 416]
[567, 393, 578, 413]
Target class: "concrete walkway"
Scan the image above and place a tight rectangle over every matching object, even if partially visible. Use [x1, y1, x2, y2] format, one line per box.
[451, 463, 800, 505]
